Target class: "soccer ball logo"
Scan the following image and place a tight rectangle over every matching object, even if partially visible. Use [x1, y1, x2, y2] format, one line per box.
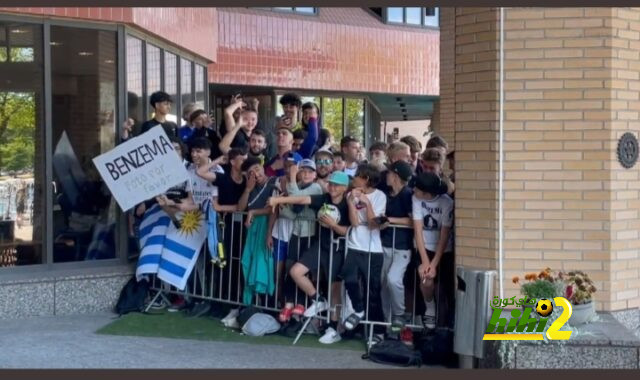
[535, 299, 553, 317]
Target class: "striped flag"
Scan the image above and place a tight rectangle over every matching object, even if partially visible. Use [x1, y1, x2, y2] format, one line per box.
[157, 208, 208, 291]
[135, 204, 171, 281]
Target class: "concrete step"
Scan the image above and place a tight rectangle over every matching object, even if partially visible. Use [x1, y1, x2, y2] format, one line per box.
[479, 312, 640, 369]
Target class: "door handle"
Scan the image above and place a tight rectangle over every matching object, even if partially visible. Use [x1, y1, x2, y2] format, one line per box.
[51, 181, 57, 194]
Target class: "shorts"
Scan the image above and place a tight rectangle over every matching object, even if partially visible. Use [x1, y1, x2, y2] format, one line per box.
[298, 240, 345, 283]
[272, 238, 288, 262]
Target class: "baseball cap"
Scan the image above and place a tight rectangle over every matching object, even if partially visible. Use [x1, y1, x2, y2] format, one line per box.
[415, 172, 448, 195]
[328, 171, 350, 187]
[387, 161, 413, 182]
[314, 148, 334, 158]
[285, 151, 303, 164]
[299, 158, 316, 171]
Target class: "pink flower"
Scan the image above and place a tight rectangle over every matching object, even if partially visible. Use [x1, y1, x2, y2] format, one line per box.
[565, 285, 573, 300]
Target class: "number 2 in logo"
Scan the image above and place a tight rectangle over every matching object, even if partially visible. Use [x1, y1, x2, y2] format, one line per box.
[546, 297, 573, 341]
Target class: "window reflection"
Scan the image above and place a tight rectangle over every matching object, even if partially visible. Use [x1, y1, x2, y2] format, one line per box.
[126, 36, 144, 136]
[50, 26, 118, 262]
[0, 23, 44, 266]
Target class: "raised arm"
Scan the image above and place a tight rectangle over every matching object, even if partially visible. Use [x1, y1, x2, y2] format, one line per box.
[297, 117, 318, 159]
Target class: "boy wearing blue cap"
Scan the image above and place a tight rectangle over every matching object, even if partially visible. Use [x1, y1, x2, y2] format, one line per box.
[267, 171, 351, 344]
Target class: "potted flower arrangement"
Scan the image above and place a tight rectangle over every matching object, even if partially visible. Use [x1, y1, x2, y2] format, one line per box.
[559, 270, 597, 325]
[513, 268, 564, 314]
[513, 268, 596, 325]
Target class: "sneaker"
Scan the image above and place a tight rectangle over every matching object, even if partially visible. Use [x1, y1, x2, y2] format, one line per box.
[422, 302, 436, 330]
[400, 327, 414, 347]
[167, 297, 187, 313]
[367, 334, 385, 350]
[149, 298, 167, 310]
[188, 301, 212, 318]
[303, 298, 329, 317]
[221, 308, 240, 323]
[319, 327, 342, 344]
[223, 316, 240, 329]
[391, 315, 405, 333]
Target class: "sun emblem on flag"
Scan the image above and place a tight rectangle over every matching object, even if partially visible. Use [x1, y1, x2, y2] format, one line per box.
[177, 210, 203, 236]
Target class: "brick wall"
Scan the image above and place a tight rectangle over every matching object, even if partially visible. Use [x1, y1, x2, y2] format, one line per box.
[434, 7, 456, 148]
[0, 8, 217, 61]
[452, 8, 500, 274]
[608, 8, 640, 310]
[211, 8, 439, 95]
[445, 7, 640, 311]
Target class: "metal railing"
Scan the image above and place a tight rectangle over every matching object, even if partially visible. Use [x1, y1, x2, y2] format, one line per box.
[145, 210, 454, 347]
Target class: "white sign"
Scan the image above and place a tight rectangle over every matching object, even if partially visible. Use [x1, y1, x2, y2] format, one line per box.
[92, 126, 189, 211]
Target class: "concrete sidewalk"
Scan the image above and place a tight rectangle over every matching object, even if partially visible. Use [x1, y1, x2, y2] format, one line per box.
[0, 312, 399, 369]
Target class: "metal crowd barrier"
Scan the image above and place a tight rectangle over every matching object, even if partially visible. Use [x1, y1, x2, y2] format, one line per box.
[146, 210, 452, 346]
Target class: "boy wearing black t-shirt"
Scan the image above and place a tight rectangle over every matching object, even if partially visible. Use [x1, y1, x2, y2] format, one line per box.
[380, 161, 415, 332]
[139, 91, 179, 138]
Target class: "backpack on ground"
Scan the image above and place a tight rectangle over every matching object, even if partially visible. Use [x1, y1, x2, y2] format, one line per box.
[362, 339, 422, 367]
[114, 277, 150, 316]
[237, 306, 262, 328]
[417, 327, 457, 368]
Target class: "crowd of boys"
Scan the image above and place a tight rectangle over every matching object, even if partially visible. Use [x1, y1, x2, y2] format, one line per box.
[126, 91, 456, 347]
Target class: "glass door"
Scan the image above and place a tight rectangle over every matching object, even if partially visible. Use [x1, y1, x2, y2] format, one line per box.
[0, 22, 45, 267]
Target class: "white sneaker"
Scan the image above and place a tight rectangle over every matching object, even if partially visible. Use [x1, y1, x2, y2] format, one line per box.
[221, 308, 240, 323]
[223, 316, 240, 329]
[303, 299, 329, 317]
[319, 327, 342, 344]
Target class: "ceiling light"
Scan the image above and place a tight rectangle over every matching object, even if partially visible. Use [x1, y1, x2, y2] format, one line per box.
[104, 59, 115, 64]
[11, 29, 27, 34]
[78, 51, 94, 56]
[50, 41, 63, 46]
[399, 103, 406, 108]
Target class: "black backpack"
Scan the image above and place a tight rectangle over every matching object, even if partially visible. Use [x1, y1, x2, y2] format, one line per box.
[362, 339, 422, 367]
[114, 277, 150, 316]
[417, 328, 457, 368]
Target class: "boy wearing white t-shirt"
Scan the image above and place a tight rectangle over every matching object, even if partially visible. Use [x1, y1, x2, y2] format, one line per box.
[412, 172, 452, 330]
[341, 164, 387, 342]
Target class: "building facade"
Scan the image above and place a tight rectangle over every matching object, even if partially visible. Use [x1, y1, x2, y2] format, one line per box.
[434, 8, 640, 318]
[0, 7, 439, 318]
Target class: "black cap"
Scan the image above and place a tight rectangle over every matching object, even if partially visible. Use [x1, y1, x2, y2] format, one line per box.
[387, 161, 413, 182]
[415, 172, 448, 195]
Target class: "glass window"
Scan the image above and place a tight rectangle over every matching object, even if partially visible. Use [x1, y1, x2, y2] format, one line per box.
[345, 99, 365, 144]
[194, 64, 205, 110]
[387, 8, 403, 23]
[294, 8, 316, 14]
[50, 26, 118, 263]
[406, 7, 422, 25]
[322, 97, 343, 144]
[125, 36, 143, 135]
[256, 7, 317, 15]
[164, 52, 178, 124]
[424, 8, 439, 27]
[146, 44, 161, 119]
[180, 58, 193, 125]
[0, 23, 44, 266]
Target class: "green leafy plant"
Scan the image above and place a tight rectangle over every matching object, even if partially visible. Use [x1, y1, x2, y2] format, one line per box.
[513, 268, 564, 302]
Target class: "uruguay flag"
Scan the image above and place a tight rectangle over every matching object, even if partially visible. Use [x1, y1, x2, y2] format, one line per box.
[135, 204, 171, 281]
[157, 208, 208, 291]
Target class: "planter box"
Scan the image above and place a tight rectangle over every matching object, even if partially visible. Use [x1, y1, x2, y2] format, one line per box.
[569, 301, 595, 326]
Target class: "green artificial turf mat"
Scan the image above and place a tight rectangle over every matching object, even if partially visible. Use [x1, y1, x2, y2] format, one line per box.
[96, 310, 366, 352]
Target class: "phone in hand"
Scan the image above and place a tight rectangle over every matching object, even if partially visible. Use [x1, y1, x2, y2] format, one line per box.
[374, 216, 389, 225]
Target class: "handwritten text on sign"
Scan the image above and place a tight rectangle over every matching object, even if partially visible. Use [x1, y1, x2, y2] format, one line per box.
[93, 126, 189, 211]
